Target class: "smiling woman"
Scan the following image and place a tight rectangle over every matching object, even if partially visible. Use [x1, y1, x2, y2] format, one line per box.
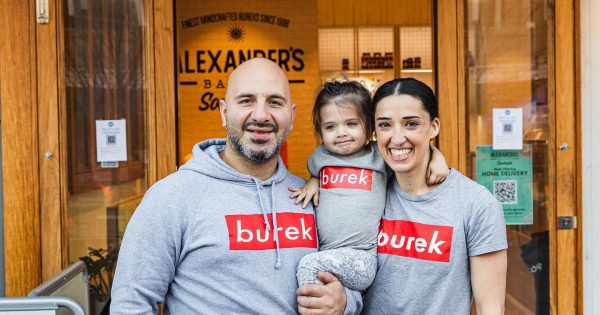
[362, 78, 508, 315]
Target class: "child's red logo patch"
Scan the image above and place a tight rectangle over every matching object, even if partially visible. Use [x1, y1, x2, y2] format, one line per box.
[378, 219, 454, 262]
[320, 167, 373, 191]
[225, 212, 317, 250]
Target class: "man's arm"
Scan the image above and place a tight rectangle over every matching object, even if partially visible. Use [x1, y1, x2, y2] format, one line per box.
[470, 250, 507, 315]
[110, 185, 180, 314]
[297, 272, 363, 315]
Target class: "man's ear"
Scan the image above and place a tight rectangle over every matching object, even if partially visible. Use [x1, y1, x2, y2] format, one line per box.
[429, 117, 440, 139]
[219, 98, 227, 128]
[290, 103, 297, 130]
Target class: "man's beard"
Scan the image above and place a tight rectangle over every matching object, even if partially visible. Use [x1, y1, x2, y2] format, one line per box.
[227, 122, 289, 163]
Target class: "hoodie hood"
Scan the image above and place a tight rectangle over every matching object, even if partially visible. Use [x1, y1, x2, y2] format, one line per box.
[179, 138, 290, 186]
[179, 138, 289, 268]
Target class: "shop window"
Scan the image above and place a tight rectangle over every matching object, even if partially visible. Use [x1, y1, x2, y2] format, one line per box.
[466, 0, 551, 313]
[63, 1, 148, 313]
[318, 26, 433, 93]
[318, 28, 354, 72]
[399, 26, 433, 88]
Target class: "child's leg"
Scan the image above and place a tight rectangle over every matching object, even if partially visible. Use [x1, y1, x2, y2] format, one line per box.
[296, 248, 377, 291]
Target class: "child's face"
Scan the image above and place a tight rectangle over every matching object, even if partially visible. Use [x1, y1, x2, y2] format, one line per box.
[319, 103, 368, 155]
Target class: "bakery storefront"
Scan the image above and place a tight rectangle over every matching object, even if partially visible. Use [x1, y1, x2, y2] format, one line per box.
[0, 0, 582, 314]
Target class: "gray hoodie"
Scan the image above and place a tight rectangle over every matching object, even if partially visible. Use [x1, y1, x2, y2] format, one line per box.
[110, 139, 362, 314]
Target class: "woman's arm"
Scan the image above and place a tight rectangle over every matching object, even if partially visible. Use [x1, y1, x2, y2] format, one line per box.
[470, 249, 507, 315]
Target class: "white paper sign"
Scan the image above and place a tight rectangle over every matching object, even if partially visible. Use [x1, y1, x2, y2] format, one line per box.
[96, 119, 127, 162]
[493, 108, 523, 150]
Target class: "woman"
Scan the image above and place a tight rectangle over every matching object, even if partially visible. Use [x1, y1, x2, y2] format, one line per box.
[362, 78, 507, 314]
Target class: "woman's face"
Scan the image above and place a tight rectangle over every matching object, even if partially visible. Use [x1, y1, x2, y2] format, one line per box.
[374, 94, 440, 176]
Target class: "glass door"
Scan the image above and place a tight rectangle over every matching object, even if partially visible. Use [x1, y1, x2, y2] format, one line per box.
[465, 0, 552, 313]
[62, 1, 149, 313]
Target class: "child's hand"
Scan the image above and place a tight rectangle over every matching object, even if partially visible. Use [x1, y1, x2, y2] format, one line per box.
[427, 145, 450, 185]
[288, 177, 320, 208]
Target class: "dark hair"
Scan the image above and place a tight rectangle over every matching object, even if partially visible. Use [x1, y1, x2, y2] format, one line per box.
[312, 80, 373, 139]
[371, 78, 438, 120]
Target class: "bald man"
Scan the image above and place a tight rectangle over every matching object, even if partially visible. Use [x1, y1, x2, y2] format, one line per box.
[111, 59, 362, 314]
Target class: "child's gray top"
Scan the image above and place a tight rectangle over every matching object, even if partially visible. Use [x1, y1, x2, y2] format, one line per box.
[308, 143, 388, 254]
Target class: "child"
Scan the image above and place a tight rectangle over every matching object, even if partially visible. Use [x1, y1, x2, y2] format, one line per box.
[289, 80, 449, 291]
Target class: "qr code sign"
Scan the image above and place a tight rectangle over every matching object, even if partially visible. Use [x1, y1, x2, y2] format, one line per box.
[493, 180, 517, 204]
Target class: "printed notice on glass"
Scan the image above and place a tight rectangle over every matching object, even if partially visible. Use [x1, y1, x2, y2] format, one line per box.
[476, 145, 533, 225]
[96, 119, 127, 162]
[493, 108, 523, 150]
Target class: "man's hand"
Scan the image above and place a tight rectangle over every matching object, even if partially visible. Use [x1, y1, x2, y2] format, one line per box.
[297, 272, 347, 315]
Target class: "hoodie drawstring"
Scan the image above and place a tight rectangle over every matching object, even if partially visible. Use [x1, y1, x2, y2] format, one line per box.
[271, 182, 281, 269]
[252, 178, 282, 269]
[253, 179, 271, 231]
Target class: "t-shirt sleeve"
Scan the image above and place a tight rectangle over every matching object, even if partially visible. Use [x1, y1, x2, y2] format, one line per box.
[466, 188, 508, 256]
[307, 147, 323, 178]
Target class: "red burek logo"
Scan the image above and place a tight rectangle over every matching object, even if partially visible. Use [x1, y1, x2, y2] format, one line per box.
[378, 219, 454, 262]
[225, 212, 317, 250]
[320, 167, 373, 191]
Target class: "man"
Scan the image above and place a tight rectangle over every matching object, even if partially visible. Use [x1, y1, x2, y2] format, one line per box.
[110, 58, 362, 314]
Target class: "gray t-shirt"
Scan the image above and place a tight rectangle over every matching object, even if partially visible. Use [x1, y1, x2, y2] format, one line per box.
[362, 169, 507, 314]
[308, 143, 387, 254]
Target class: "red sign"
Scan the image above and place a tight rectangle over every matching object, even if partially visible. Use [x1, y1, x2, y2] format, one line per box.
[225, 212, 317, 250]
[320, 167, 373, 191]
[378, 219, 454, 262]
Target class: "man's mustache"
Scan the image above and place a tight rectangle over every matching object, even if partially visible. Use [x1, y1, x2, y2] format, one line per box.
[243, 122, 278, 132]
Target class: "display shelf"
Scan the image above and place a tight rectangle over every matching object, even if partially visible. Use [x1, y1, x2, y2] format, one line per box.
[318, 28, 355, 71]
[355, 69, 388, 74]
[319, 25, 434, 90]
[400, 69, 433, 73]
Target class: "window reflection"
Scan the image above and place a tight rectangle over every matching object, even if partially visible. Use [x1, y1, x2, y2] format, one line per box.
[64, 1, 147, 313]
[466, 0, 551, 314]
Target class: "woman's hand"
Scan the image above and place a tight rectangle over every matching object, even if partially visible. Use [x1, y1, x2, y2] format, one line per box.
[289, 177, 320, 208]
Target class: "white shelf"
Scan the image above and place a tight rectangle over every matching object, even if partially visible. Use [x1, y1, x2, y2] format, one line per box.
[355, 69, 392, 74]
[400, 69, 432, 73]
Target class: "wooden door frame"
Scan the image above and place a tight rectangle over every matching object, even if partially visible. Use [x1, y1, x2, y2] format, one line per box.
[0, 0, 42, 296]
[0, 0, 176, 296]
[436, 0, 581, 313]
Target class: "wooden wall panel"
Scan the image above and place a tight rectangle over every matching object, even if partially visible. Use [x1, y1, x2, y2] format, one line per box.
[318, 0, 431, 27]
[355, 0, 386, 25]
[145, 0, 158, 185]
[456, 0, 467, 173]
[435, 0, 460, 169]
[353, 0, 370, 25]
[0, 0, 41, 296]
[37, 0, 63, 280]
[387, 0, 431, 26]
[574, 0, 583, 311]
[554, 0, 578, 313]
[155, 0, 177, 180]
[333, 0, 354, 26]
[318, 0, 334, 27]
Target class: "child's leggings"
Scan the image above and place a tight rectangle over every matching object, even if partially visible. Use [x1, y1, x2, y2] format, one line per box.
[296, 247, 377, 291]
